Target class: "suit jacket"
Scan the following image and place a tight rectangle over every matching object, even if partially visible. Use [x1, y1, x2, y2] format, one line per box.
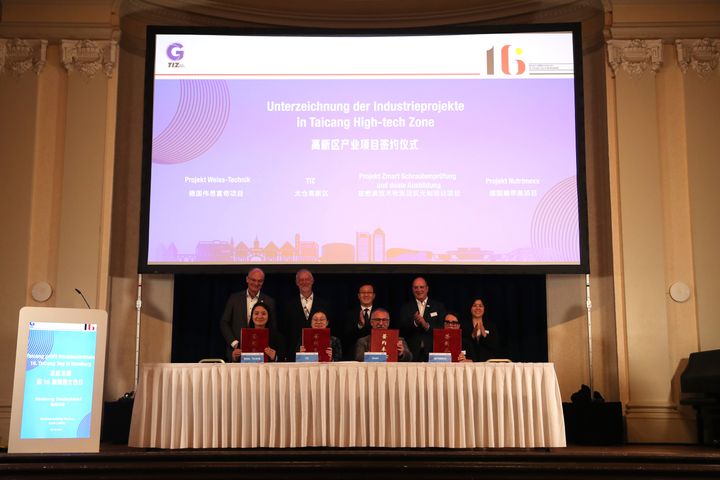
[219, 289, 276, 361]
[284, 294, 332, 361]
[464, 318, 502, 362]
[398, 298, 446, 362]
[296, 335, 343, 362]
[354, 334, 412, 362]
[341, 306, 374, 360]
[232, 328, 286, 363]
[459, 335, 478, 362]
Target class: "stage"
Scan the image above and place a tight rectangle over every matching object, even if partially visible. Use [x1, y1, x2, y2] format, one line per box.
[1, 444, 719, 479]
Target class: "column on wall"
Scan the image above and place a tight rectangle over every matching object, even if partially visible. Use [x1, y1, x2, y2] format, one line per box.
[0, 38, 47, 447]
[0, 37, 118, 310]
[0, 30, 118, 445]
[605, 33, 719, 442]
[54, 39, 118, 310]
[676, 39, 720, 353]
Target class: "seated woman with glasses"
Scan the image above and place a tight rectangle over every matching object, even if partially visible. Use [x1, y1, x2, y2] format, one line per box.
[297, 310, 342, 362]
[443, 312, 475, 362]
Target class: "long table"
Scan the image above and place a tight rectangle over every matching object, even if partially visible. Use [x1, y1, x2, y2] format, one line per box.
[128, 362, 566, 449]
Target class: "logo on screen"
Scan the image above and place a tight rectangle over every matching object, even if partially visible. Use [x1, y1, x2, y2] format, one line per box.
[167, 43, 184, 61]
[486, 45, 526, 75]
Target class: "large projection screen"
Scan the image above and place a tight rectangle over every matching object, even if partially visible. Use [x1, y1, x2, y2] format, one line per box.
[139, 25, 588, 274]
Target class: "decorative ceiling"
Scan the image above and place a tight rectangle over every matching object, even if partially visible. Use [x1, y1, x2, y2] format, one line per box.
[118, 0, 604, 53]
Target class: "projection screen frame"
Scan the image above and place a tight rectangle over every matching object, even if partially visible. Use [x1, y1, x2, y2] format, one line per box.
[138, 24, 589, 275]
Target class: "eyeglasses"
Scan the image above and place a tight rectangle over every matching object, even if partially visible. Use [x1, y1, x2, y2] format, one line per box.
[444, 320, 460, 325]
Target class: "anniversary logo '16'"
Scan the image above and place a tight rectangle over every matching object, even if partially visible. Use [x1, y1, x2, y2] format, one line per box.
[486, 45, 526, 75]
[166, 42, 185, 68]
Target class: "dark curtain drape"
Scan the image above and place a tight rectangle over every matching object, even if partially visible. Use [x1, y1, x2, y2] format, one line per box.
[171, 272, 547, 363]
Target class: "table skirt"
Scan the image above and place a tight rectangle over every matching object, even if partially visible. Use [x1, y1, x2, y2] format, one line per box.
[128, 362, 565, 449]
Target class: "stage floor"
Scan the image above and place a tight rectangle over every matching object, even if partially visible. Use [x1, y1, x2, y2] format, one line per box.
[2, 443, 720, 479]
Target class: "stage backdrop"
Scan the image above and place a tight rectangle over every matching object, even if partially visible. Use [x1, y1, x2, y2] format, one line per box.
[171, 273, 547, 363]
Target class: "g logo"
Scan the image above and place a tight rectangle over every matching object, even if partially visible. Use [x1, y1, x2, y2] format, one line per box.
[166, 43, 184, 61]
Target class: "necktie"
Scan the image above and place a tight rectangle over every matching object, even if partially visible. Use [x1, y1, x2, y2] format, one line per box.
[363, 308, 370, 323]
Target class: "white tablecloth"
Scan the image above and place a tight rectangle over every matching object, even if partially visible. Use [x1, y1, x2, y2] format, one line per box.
[128, 362, 565, 449]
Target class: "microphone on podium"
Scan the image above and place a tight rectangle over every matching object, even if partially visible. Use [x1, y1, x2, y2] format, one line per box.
[74, 288, 91, 309]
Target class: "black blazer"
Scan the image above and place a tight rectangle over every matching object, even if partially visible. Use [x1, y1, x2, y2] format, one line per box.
[231, 327, 286, 363]
[463, 318, 503, 362]
[398, 298, 446, 362]
[219, 289, 277, 361]
[341, 306, 375, 360]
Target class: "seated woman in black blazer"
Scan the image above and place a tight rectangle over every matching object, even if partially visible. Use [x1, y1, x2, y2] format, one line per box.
[231, 303, 285, 362]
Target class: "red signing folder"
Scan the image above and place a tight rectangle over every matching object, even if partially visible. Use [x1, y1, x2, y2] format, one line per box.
[433, 328, 462, 362]
[302, 328, 331, 362]
[370, 329, 399, 362]
[241, 328, 269, 362]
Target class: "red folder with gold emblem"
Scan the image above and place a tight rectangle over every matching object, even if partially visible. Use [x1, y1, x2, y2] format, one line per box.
[241, 328, 269, 362]
[370, 328, 399, 362]
[433, 328, 461, 362]
[302, 328, 331, 362]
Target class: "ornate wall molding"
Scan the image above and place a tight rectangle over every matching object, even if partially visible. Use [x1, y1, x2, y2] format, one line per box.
[120, 0, 600, 26]
[0, 0, 120, 42]
[61, 39, 118, 78]
[118, 0, 604, 55]
[0, 38, 47, 76]
[676, 38, 720, 77]
[607, 39, 663, 77]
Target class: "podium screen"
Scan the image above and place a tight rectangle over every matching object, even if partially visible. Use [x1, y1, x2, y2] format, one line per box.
[9, 307, 108, 453]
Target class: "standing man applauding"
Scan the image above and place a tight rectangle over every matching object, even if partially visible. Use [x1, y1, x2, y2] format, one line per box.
[399, 277, 446, 362]
[342, 283, 376, 360]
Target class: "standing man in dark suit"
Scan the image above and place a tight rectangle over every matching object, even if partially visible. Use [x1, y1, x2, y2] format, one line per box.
[219, 267, 276, 362]
[285, 269, 331, 361]
[399, 277, 446, 362]
[342, 283, 376, 360]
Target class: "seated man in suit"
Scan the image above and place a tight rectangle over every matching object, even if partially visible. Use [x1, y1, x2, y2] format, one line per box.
[354, 308, 412, 362]
[398, 276, 446, 362]
[219, 267, 276, 362]
[341, 283, 376, 360]
[285, 269, 331, 361]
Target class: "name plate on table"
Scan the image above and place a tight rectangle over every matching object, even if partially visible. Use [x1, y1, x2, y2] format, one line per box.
[364, 352, 387, 362]
[429, 352, 452, 363]
[296, 352, 319, 363]
[240, 352, 264, 363]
